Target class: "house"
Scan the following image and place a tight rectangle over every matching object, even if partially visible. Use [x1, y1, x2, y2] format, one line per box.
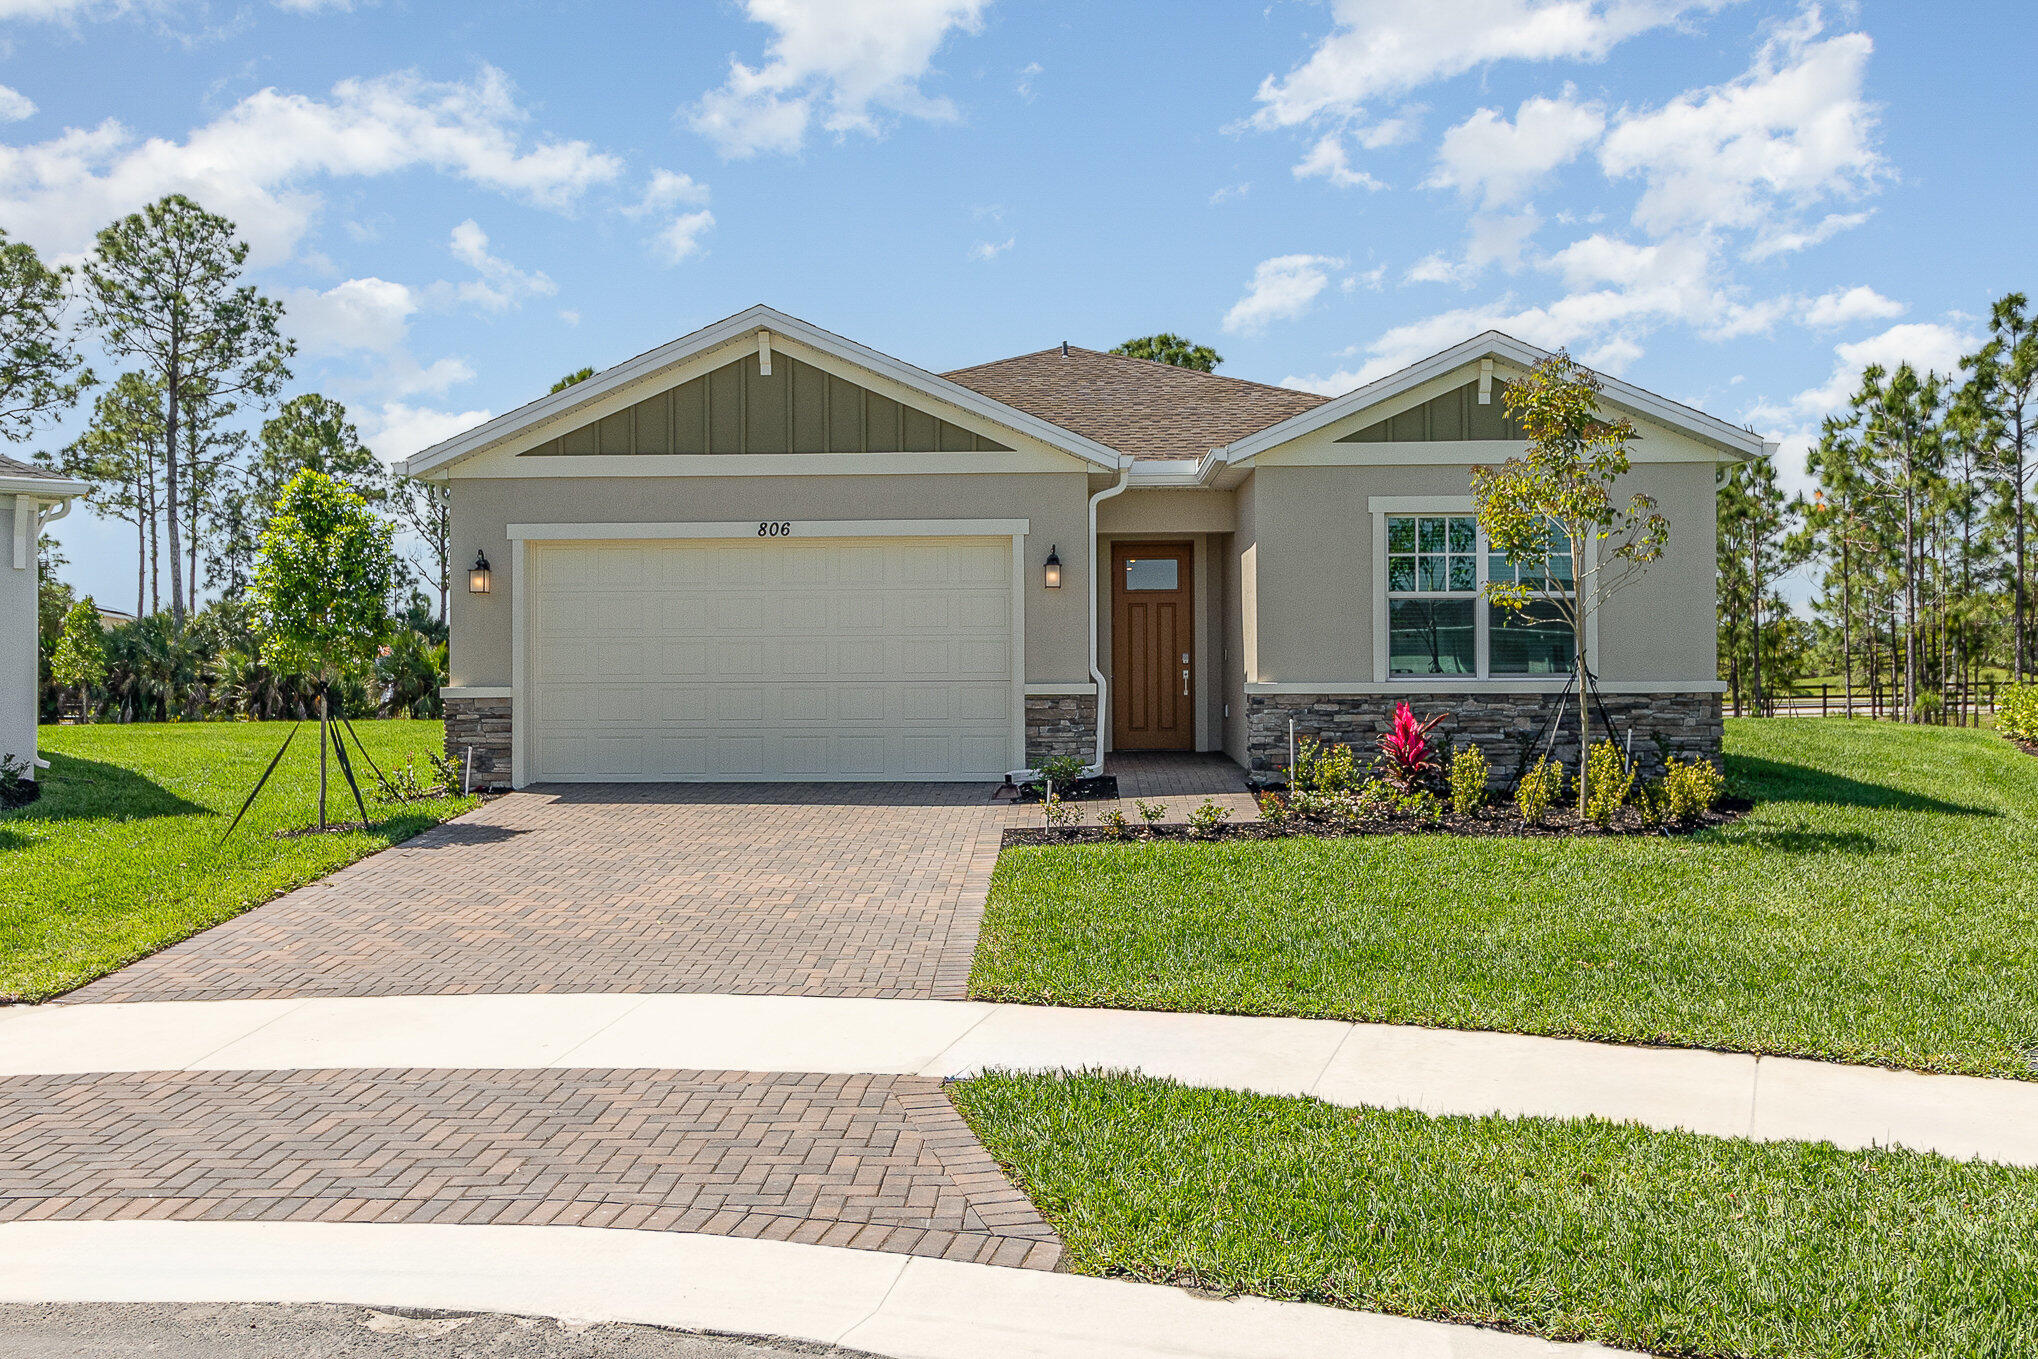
[2, 454, 88, 782]
[400, 305, 1753, 790]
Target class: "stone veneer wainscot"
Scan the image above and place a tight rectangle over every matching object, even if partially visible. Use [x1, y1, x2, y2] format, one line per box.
[1024, 693, 1097, 766]
[1245, 690, 1723, 784]
[444, 694, 512, 791]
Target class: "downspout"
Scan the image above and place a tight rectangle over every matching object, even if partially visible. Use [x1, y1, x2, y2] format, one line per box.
[1084, 466, 1132, 775]
[1002, 463, 1130, 784]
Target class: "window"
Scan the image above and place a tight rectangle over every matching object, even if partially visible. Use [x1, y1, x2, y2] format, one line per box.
[1124, 557, 1180, 591]
[1381, 510, 1580, 680]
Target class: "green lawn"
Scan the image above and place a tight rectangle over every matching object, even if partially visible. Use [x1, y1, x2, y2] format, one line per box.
[971, 720, 2038, 1078]
[953, 1071, 2038, 1359]
[1, 721, 477, 1002]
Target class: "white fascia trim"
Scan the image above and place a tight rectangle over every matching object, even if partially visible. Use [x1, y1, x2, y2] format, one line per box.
[0, 476, 87, 497]
[1123, 458, 1202, 487]
[1247, 680, 1729, 695]
[1219, 331, 1766, 464]
[507, 518, 1029, 542]
[452, 450, 1078, 479]
[400, 304, 1127, 478]
[1025, 682, 1097, 696]
[440, 686, 513, 700]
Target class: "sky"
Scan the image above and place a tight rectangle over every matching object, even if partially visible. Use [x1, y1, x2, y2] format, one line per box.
[7, 0, 2032, 614]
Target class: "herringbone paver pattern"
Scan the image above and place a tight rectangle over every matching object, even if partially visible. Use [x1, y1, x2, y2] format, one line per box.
[0, 1069, 1061, 1270]
[69, 784, 1017, 1004]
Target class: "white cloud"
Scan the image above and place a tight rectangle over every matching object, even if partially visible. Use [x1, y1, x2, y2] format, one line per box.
[557, 308, 580, 326]
[651, 208, 716, 264]
[378, 353, 475, 398]
[1016, 61, 1043, 101]
[1252, 0, 1737, 129]
[1600, 16, 1883, 241]
[446, 218, 555, 311]
[968, 235, 1013, 261]
[0, 86, 36, 122]
[1208, 181, 1249, 205]
[689, 0, 988, 158]
[1293, 134, 1385, 190]
[631, 168, 710, 214]
[280, 275, 416, 354]
[1745, 209, 1869, 261]
[1755, 320, 1976, 424]
[1411, 208, 1546, 285]
[1222, 253, 1345, 335]
[1427, 92, 1605, 206]
[1802, 285, 1904, 330]
[365, 401, 492, 465]
[0, 66, 621, 265]
[274, 0, 354, 11]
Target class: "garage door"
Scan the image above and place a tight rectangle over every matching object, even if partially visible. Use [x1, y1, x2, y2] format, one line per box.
[527, 536, 1017, 781]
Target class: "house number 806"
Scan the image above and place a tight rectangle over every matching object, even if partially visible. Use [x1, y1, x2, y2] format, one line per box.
[757, 521, 792, 536]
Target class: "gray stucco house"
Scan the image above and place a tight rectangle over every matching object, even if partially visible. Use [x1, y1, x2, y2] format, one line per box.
[2, 454, 87, 783]
[400, 305, 1753, 789]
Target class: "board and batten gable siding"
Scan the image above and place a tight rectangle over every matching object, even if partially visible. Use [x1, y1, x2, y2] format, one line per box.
[1338, 379, 1525, 443]
[524, 354, 1014, 458]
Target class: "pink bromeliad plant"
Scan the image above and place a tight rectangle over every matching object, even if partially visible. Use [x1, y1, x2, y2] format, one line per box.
[1376, 701, 1448, 793]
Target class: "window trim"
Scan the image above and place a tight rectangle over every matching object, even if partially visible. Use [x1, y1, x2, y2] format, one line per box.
[1368, 496, 1596, 684]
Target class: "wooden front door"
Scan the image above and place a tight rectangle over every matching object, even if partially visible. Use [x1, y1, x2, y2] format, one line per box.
[1111, 542, 1194, 750]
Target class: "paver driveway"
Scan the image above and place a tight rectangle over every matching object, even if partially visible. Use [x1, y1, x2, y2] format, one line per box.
[68, 783, 1010, 1005]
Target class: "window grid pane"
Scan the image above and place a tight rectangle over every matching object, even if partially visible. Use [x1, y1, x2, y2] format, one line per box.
[1389, 599, 1476, 675]
[1387, 514, 1478, 598]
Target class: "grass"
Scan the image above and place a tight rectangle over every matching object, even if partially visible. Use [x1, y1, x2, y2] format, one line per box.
[0, 720, 477, 1001]
[953, 1071, 2038, 1359]
[971, 720, 2038, 1078]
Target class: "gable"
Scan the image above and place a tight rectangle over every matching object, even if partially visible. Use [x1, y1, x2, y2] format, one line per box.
[1338, 380, 1523, 443]
[523, 353, 1013, 458]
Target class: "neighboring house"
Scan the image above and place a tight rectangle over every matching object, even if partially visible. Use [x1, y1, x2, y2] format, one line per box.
[1, 454, 87, 781]
[401, 305, 1756, 789]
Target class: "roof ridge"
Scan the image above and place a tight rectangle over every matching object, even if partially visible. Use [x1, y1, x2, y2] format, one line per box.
[942, 344, 1327, 402]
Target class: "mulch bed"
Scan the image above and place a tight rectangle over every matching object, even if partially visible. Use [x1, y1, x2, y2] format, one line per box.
[1002, 797, 1751, 847]
[1002, 775, 1120, 804]
[0, 781, 41, 810]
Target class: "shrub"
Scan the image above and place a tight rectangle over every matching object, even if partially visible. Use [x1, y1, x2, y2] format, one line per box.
[1134, 799, 1168, 831]
[1515, 757, 1566, 826]
[1187, 799, 1232, 838]
[1375, 701, 1447, 793]
[1634, 778, 1670, 829]
[1447, 743, 1489, 815]
[1043, 794, 1081, 828]
[1294, 736, 1356, 793]
[2000, 683, 2038, 742]
[1395, 789, 1444, 825]
[1098, 807, 1131, 838]
[1035, 754, 1089, 789]
[0, 753, 35, 809]
[1583, 739, 1636, 828]
[1913, 690, 1945, 725]
[1661, 756, 1725, 823]
[1255, 792, 1289, 829]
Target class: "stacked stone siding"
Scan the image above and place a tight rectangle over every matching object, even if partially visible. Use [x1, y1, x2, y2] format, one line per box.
[1246, 690, 1722, 784]
[444, 694, 512, 791]
[1025, 693, 1097, 767]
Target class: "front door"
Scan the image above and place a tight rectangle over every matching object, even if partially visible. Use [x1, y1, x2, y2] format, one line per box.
[1111, 542, 1194, 750]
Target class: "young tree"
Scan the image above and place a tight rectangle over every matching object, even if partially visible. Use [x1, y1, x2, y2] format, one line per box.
[83, 195, 293, 626]
[250, 470, 395, 828]
[1109, 334, 1222, 372]
[550, 367, 596, 392]
[1473, 353, 1668, 814]
[51, 597, 107, 721]
[1964, 293, 2036, 682]
[216, 393, 387, 589]
[0, 228, 93, 440]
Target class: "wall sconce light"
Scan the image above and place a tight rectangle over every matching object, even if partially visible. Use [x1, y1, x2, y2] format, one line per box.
[1043, 546, 1062, 589]
[469, 550, 492, 594]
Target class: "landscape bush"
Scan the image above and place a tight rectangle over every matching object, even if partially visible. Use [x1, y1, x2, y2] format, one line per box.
[2000, 683, 2038, 743]
[1660, 756, 1725, 823]
[1447, 743, 1489, 814]
[1515, 757, 1566, 826]
[1583, 740, 1636, 828]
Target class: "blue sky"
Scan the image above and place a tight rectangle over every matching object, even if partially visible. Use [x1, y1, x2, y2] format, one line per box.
[7, 0, 2031, 611]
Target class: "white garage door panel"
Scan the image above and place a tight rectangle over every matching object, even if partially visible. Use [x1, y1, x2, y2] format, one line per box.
[529, 536, 1016, 781]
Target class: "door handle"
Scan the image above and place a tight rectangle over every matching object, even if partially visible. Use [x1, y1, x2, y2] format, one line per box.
[1181, 668, 1190, 697]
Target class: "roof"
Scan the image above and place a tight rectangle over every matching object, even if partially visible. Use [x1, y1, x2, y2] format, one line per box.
[943, 346, 1330, 462]
[401, 305, 1126, 477]
[1216, 330, 1767, 465]
[0, 452, 87, 496]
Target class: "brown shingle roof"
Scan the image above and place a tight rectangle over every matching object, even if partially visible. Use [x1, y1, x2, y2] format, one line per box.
[942, 346, 1330, 462]
[0, 452, 73, 482]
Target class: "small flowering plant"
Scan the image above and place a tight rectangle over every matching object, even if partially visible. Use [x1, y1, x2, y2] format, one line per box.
[1376, 701, 1448, 794]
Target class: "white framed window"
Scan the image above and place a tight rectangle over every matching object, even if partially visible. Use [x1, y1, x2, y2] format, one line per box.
[1370, 497, 1584, 683]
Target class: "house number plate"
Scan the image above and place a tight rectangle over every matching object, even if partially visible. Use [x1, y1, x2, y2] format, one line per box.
[757, 521, 794, 536]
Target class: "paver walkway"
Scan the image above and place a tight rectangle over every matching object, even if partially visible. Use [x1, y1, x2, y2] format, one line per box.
[67, 783, 1012, 1005]
[0, 1068, 1059, 1269]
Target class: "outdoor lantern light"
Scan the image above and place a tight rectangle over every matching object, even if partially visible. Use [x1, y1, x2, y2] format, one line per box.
[469, 550, 492, 594]
[1043, 546, 1062, 589]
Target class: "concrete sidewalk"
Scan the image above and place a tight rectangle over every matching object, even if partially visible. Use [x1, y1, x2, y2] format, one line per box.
[5, 992, 2034, 1165]
[0, 1220, 1643, 1359]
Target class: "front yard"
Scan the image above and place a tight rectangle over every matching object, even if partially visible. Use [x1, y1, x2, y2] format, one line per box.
[971, 719, 2038, 1078]
[0, 721, 476, 1002]
[953, 1070, 2038, 1359]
